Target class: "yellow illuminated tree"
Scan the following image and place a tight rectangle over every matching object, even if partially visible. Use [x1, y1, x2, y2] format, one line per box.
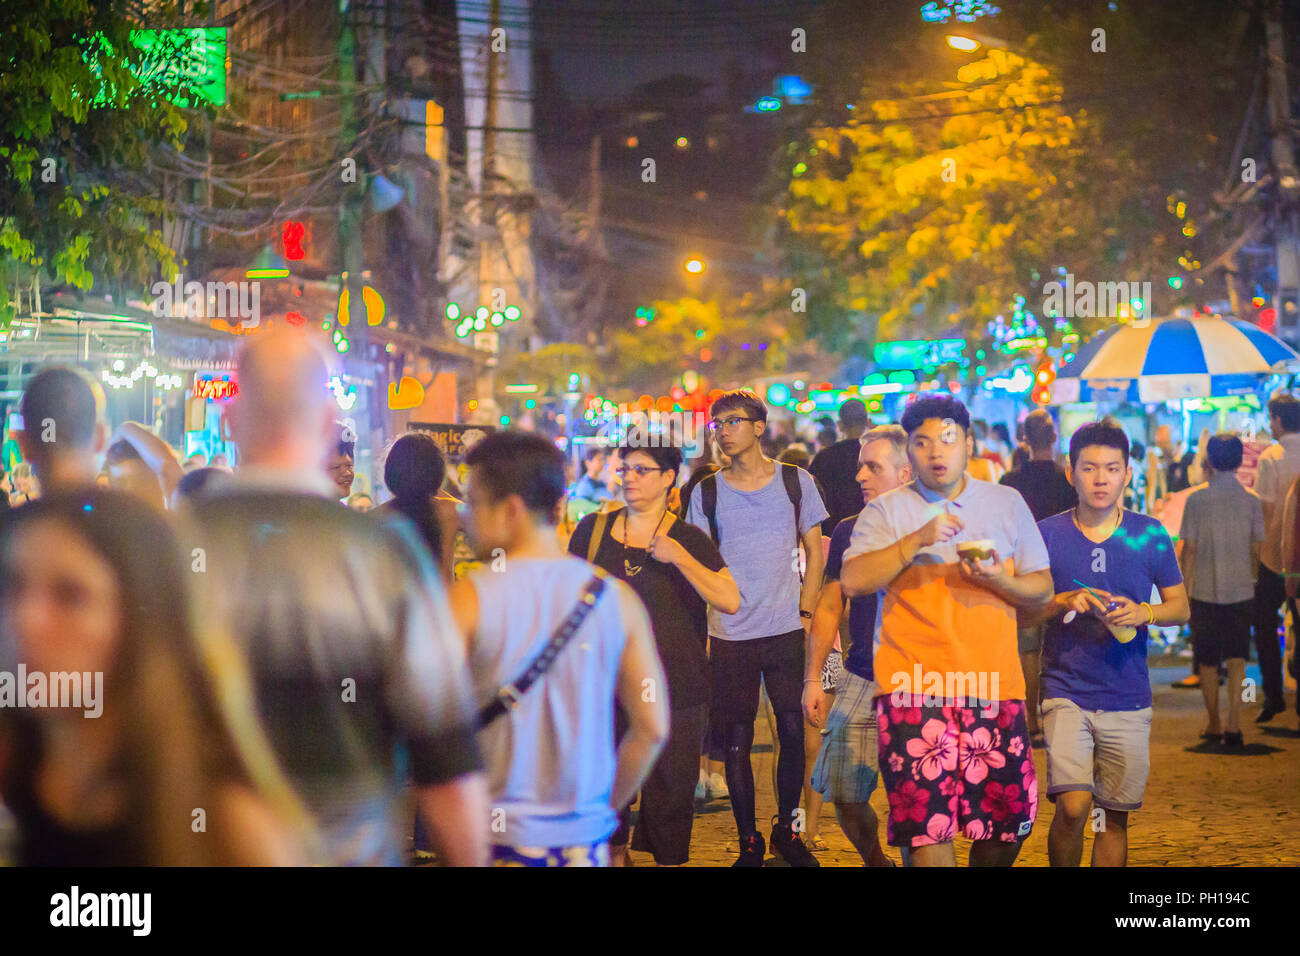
[783, 49, 1149, 347]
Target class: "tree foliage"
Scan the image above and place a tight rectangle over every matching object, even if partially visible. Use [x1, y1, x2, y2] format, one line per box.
[783, 48, 1144, 347]
[0, 0, 198, 325]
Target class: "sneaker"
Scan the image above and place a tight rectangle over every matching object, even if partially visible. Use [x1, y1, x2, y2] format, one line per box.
[769, 820, 820, 868]
[707, 772, 729, 801]
[694, 770, 708, 802]
[732, 833, 765, 867]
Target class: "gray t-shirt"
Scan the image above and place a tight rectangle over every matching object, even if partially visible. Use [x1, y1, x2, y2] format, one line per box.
[686, 464, 827, 641]
[1181, 473, 1265, 605]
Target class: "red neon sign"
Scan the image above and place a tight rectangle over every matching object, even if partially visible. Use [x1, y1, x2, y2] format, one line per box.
[193, 378, 239, 401]
[282, 221, 306, 261]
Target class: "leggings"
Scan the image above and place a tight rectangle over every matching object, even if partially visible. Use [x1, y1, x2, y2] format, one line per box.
[723, 709, 806, 837]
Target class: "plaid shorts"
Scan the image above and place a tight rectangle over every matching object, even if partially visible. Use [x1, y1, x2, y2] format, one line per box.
[811, 670, 880, 804]
[491, 842, 611, 867]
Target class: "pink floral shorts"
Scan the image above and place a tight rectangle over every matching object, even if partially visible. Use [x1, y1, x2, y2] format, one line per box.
[875, 695, 1038, 848]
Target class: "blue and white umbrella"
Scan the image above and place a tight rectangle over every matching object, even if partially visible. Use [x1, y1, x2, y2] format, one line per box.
[1050, 315, 1300, 405]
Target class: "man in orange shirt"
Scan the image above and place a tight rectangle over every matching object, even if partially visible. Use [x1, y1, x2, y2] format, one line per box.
[841, 394, 1053, 866]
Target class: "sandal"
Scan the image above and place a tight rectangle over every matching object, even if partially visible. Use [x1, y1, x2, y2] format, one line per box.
[810, 835, 829, 852]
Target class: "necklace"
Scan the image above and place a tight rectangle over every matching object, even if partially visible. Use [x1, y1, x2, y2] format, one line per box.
[621, 506, 669, 577]
[1072, 505, 1122, 541]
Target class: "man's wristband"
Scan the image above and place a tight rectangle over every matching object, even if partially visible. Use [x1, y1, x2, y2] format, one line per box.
[1141, 601, 1156, 625]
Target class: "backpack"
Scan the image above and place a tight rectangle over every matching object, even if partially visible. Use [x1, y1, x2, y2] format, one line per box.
[687, 463, 805, 565]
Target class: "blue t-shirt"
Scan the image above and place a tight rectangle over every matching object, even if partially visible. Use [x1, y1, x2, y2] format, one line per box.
[825, 515, 876, 681]
[1038, 510, 1183, 711]
[686, 464, 828, 641]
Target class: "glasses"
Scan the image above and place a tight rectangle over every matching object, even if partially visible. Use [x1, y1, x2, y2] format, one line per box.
[708, 416, 758, 431]
[616, 465, 664, 478]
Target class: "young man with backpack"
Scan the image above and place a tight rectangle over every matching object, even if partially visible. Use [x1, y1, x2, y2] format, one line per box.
[684, 389, 828, 866]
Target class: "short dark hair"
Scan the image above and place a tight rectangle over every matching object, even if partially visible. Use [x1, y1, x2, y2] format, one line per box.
[900, 394, 970, 436]
[20, 366, 100, 452]
[838, 398, 869, 429]
[332, 421, 356, 459]
[710, 388, 767, 424]
[104, 439, 144, 466]
[465, 429, 567, 523]
[175, 466, 227, 501]
[1268, 393, 1300, 434]
[1206, 433, 1244, 472]
[1022, 409, 1056, 451]
[618, 432, 683, 484]
[1068, 421, 1130, 468]
[778, 443, 812, 470]
[384, 432, 447, 503]
[583, 446, 606, 463]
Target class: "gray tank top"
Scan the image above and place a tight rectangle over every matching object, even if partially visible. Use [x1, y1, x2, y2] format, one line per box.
[469, 556, 628, 847]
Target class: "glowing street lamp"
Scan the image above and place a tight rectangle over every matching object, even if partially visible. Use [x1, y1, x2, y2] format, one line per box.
[684, 257, 705, 275]
[946, 33, 1009, 53]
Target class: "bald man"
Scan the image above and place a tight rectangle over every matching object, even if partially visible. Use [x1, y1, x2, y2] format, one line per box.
[186, 330, 489, 866]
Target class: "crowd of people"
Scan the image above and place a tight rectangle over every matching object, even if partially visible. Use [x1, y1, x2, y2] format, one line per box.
[0, 330, 1295, 867]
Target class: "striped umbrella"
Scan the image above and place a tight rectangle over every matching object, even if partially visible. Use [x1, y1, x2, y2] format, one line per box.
[1049, 315, 1300, 405]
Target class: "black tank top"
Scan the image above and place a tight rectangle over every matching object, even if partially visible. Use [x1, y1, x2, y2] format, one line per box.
[2, 722, 142, 866]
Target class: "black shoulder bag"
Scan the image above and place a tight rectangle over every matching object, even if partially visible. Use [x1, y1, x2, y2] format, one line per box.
[475, 569, 610, 729]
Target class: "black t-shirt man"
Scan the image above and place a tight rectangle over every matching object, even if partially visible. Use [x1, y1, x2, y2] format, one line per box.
[809, 438, 865, 535]
[999, 459, 1079, 522]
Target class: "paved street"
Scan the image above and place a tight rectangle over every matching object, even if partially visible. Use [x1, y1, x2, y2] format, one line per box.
[662, 665, 1300, 867]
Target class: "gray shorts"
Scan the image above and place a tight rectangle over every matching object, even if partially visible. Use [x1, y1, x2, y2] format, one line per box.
[811, 670, 879, 805]
[1042, 697, 1153, 811]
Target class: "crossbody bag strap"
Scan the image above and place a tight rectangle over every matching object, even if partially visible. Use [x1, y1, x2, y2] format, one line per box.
[586, 507, 621, 564]
[475, 570, 610, 729]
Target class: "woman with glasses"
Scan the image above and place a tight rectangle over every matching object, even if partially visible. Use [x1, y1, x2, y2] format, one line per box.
[568, 434, 740, 866]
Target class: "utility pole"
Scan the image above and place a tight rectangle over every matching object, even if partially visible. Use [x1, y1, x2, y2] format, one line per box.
[474, 0, 501, 420]
[1265, 0, 1300, 341]
[480, 0, 500, 311]
[339, 0, 372, 467]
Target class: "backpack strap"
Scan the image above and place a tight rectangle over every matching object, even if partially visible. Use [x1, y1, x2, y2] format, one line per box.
[586, 507, 621, 564]
[700, 472, 720, 544]
[781, 462, 807, 585]
[780, 462, 803, 547]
